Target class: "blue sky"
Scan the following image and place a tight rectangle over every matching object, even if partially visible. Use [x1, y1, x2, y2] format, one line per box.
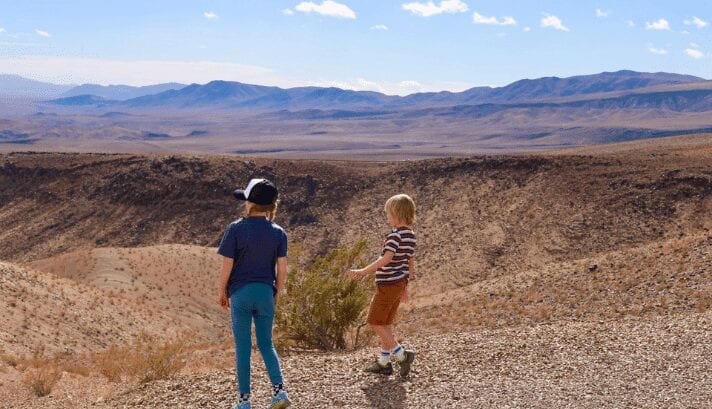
[0, 0, 710, 94]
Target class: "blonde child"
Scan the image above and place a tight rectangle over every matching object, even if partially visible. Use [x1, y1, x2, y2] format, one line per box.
[348, 194, 417, 376]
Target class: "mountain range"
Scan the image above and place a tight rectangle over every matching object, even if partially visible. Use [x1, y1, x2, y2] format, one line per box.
[41, 70, 709, 111]
[2, 70, 711, 157]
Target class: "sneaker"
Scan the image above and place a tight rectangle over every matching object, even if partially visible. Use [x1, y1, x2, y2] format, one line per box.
[364, 360, 394, 375]
[234, 402, 251, 409]
[398, 350, 415, 377]
[268, 391, 291, 409]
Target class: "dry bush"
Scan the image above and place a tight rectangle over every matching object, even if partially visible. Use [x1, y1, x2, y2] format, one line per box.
[94, 346, 125, 382]
[94, 332, 191, 383]
[129, 332, 188, 383]
[0, 348, 21, 368]
[276, 240, 371, 351]
[22, 364, 62, 397]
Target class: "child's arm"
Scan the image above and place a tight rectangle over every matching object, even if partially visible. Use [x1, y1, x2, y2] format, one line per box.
[275, 256, 288, 305]
[401, 257, 415, 304]
[347, 251, 394, 279]
[217, 256, 234, 310]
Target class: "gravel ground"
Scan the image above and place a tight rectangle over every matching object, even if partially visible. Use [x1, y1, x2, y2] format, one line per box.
[85, 311, 712, 409]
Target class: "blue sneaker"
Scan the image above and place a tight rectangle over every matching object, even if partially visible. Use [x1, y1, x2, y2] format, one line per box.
[268, 391, 291, 409]
[234, 402, 251, 409]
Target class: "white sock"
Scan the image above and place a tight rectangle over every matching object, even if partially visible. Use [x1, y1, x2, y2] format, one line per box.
[377, 350, 390, 366]
[391, 344, 405, 362]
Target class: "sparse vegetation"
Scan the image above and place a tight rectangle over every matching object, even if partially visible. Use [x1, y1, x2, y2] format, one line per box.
[22, 364, 62, 397]
[276, 241, 371, 351]
[94, 332, 191, 383]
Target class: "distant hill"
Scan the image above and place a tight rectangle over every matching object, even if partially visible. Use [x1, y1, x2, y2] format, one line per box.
[0, 74, 73, 99]
[49, 94, 115, 106]
[61, 82, 187, 100]
[477, 70, 706, 103]
[123, 81, 394, 110]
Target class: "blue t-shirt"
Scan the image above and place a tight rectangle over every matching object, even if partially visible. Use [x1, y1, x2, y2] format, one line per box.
[217, 217, 288, 295]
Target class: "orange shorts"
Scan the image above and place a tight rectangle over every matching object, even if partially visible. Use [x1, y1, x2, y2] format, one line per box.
[366, 280, 407, 325]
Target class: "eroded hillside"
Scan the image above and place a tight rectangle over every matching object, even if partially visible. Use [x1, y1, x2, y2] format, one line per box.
[1, 137, 710, 297]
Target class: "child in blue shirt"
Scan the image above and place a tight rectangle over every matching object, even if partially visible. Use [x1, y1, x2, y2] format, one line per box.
[217, 178, 291, 409]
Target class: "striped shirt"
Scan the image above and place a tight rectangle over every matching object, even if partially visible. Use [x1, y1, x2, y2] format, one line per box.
[376, 227, 416, 284]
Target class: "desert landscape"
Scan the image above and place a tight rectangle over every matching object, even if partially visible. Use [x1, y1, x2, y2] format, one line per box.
[2, 71, 712, 159]
[0, 133, 710, 408]
[3, 2, 712, 407]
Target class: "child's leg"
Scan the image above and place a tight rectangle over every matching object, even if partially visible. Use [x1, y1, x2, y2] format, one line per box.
[230, 289, 254, 398]
[369, 324, 398, 350]
[252, 284, 284, 391]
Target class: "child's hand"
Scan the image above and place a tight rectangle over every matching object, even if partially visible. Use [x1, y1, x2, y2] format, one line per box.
[401, 287, 409, 304]
[217, 289, 229, 310]
[347, 269, 365, 280]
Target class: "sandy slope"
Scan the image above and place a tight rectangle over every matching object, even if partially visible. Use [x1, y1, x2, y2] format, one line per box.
[28, 245, 227, 342]
[0, 261, 178, 356]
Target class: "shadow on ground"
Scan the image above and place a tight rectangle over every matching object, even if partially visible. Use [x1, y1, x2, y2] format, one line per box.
[362, 377, 408, 409]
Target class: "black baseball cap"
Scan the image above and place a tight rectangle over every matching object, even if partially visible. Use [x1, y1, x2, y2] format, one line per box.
[233, 178, 278, 205]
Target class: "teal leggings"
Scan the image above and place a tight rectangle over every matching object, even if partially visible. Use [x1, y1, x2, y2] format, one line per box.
[230, 283, 283, 395]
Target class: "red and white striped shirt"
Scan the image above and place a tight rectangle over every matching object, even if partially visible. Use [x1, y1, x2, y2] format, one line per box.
[376, 227, 416, 284]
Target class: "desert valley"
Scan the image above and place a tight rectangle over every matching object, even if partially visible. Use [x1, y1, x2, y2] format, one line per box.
[0, 128, 710, 407]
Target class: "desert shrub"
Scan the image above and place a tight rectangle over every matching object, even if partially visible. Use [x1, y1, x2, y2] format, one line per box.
[129, 332, 188, 383]
[94, 345, 125, 382]
[0, 348, 19, 368]
[94, 332, 190, 383]
[22, 364, 62, 397]
[276, 240, 371, 351]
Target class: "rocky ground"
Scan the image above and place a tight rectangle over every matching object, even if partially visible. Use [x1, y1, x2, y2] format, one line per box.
[2, 311, 709, 409]
[103, 312, 712, 409]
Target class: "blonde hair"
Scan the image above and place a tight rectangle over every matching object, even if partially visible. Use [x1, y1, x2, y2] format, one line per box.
[246, 201, 279, 221]
[384, 194, 416, 226]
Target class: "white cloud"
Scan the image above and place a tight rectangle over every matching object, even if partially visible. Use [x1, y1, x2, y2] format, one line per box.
[203, 11, 218, 20]
[399, 80, 421, 88]
[540, 14, 569, 31]
[684, 16, 708, 29]
[596, 9, 609, 18]
[646, 19, 670, 30]
[370, 24, 388, 31]
[648, 46, 667, 55]
[401, 0, 468, 17]
[282, 8, 294, 16]
[0, 28, 5, 34]
[35, 29, 51, 38]
[685, 48, 704, 59]
[473, 12, 516, 26]
[0, 56, 480, 95]
[523, 26, 531, 32]
[681, 30, 690, 35]
[690, 42, 700, 48]
[319, 77, 471, 95]
[295, 1, 356, 19]
[0, 56, 282, 87]
[627, 20, 636, 28]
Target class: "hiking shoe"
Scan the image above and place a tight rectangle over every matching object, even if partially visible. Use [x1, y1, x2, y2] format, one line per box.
[234, 402, 251, 409]
[268, 391, 291, 409]
[364, 360, 394, 375]
[398, 350, 415, 377]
